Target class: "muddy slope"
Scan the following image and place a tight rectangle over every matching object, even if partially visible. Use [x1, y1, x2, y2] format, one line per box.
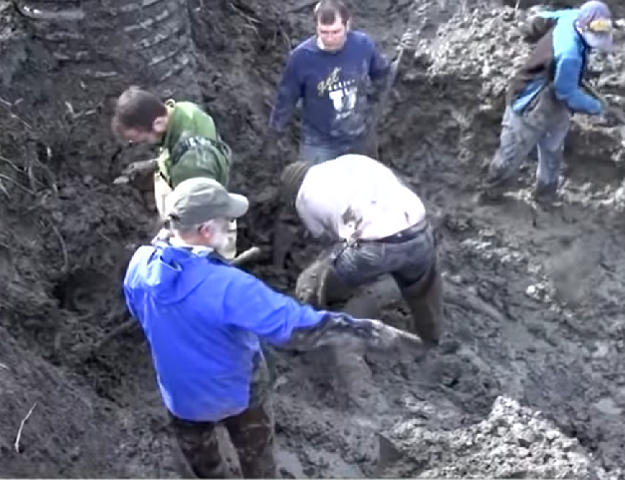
[1, 0, 625, 478]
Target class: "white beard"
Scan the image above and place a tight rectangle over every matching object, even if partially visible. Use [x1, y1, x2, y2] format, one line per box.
[208, 225, 230, 251]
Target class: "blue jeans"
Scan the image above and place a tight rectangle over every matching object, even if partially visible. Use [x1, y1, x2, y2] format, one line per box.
[299, 136, 371, 164]
[488, 87, 571, 193]
[332, 224, 436, 288]
[331, 223, 443, 344]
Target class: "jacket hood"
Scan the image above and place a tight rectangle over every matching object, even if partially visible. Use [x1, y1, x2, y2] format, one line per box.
[129, 241, 215, 305]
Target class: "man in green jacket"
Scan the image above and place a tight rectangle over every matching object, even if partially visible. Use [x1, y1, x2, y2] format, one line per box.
[111, 86, 238, 259]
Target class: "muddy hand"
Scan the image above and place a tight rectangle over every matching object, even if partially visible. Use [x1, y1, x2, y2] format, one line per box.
[295, 254, 332, 307]
[113, 159, 158, 184]
[369, 319, 425, 356]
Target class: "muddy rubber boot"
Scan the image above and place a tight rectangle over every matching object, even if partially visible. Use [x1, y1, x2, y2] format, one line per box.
[532, 182, 559, 205]
[476, 159, 517, 204]
[476, 180, 511, 204]
[318, 265, 355, 306]
[398, 261, 444, 348]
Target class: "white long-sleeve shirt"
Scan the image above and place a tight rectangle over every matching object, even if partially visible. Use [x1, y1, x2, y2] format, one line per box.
[295, 154, 426, 241]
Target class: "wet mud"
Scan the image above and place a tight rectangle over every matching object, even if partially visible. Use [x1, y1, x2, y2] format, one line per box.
[1, 0, 625, 478]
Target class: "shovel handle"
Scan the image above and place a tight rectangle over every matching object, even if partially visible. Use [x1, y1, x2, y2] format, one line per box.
[231, 246, 262, 266]
[388, 324, 422, 344]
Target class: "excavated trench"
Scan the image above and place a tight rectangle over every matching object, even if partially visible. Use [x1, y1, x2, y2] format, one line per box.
[2, 0, 625, 478]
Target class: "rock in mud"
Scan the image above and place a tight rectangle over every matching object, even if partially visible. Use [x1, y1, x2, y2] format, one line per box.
[380, 397, 607, 478]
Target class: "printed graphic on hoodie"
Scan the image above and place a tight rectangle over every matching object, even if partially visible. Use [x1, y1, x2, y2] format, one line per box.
[317, 67, 358, 122]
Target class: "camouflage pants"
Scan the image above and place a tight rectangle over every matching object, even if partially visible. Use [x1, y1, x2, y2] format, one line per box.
[169, 397, 277, 479]
[487, 88, 571, 194]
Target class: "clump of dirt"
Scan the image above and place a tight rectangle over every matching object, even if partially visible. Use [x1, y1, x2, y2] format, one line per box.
[2, 0, 625, 478]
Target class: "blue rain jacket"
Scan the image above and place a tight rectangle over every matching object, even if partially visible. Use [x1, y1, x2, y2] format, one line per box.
[123, 241, 326, 421]
[513, 9, 602, 115]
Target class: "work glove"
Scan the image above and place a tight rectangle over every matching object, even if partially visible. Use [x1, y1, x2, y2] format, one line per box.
[295, 250, 333, 307]
[365, 319, 425, 357]
[331, 314, 426, 362]
[113, 158, 158, 185]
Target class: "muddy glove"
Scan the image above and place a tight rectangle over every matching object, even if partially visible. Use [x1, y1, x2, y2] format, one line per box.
[295, 251, 332, 307]
[308, 312, 423, 357]
[113, 158, 159, 185]
[366, 319, 425, 357]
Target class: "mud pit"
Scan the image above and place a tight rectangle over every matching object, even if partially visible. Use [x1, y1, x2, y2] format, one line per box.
[2, 0, 625, 477]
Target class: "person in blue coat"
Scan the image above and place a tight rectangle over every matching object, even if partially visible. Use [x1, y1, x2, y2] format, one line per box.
[123, 177, 421, 478]
[269, 0, 392, 164]
[481, 1, 613, 202]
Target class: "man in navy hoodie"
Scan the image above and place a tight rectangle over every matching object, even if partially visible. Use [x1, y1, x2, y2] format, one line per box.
[123, 177, 423, 478]
[269, 0, 392, 164]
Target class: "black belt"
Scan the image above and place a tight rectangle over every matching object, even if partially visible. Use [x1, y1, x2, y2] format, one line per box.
[363, 219, 429, 244]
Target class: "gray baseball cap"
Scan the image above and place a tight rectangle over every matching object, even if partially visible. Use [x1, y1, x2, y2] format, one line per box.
[167, 177, 249, 227]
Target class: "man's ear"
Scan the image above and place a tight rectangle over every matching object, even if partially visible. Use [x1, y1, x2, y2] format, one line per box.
[152, 116, 168, 134]
[346, 19, 352, 31]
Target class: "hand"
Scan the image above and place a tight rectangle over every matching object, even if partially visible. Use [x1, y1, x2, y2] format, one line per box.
[365, 319, 425, 357]
[113, 159, 158, 184]
[266, 128, 289, 155]
[295, 256, 331, 306]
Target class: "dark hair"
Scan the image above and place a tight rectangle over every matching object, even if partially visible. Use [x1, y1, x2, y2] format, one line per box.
[314, 0, 351, 25]
[111, 86, 167, 134]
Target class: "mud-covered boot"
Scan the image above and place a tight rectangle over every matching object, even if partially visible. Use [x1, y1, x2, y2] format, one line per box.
[398, 260, 444, 348]
[476, 179, 512, 204]
[476, 158, 517, 204]
[532, 181, 559, 205]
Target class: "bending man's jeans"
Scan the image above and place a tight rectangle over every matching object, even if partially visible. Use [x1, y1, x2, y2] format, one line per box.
[486, 87, 571, 196]
[331, 221, 444, 345]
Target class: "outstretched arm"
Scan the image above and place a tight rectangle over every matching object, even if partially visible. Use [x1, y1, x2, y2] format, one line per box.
[221, 269, 419, 352]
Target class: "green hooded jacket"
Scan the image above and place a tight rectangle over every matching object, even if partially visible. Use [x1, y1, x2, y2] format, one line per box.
[156, 100, 232, 188]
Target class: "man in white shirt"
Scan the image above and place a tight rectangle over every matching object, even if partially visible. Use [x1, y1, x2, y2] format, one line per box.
[279, 154, 444, 347]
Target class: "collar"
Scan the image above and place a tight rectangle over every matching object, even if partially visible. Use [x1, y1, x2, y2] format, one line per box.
[158, 101, 177, 149]
[169, 235, 215, 256]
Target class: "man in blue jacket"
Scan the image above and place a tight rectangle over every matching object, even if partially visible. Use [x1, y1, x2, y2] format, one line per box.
[481, 1, 613, 202]
[123, 177, 422, 478]
[269, 0, 392, 164]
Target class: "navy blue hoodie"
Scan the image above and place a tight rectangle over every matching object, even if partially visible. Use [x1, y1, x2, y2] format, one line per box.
[270, 31, 390, 148]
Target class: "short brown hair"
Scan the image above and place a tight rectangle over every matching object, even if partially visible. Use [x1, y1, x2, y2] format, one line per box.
[314, 0, 351, 25]
[111, 86, 167, 134]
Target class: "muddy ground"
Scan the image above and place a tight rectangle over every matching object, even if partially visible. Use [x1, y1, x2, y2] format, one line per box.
[2, 0, 625, 477]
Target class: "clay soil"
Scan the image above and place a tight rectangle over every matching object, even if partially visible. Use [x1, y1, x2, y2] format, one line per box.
[2, 0, 625, 478]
